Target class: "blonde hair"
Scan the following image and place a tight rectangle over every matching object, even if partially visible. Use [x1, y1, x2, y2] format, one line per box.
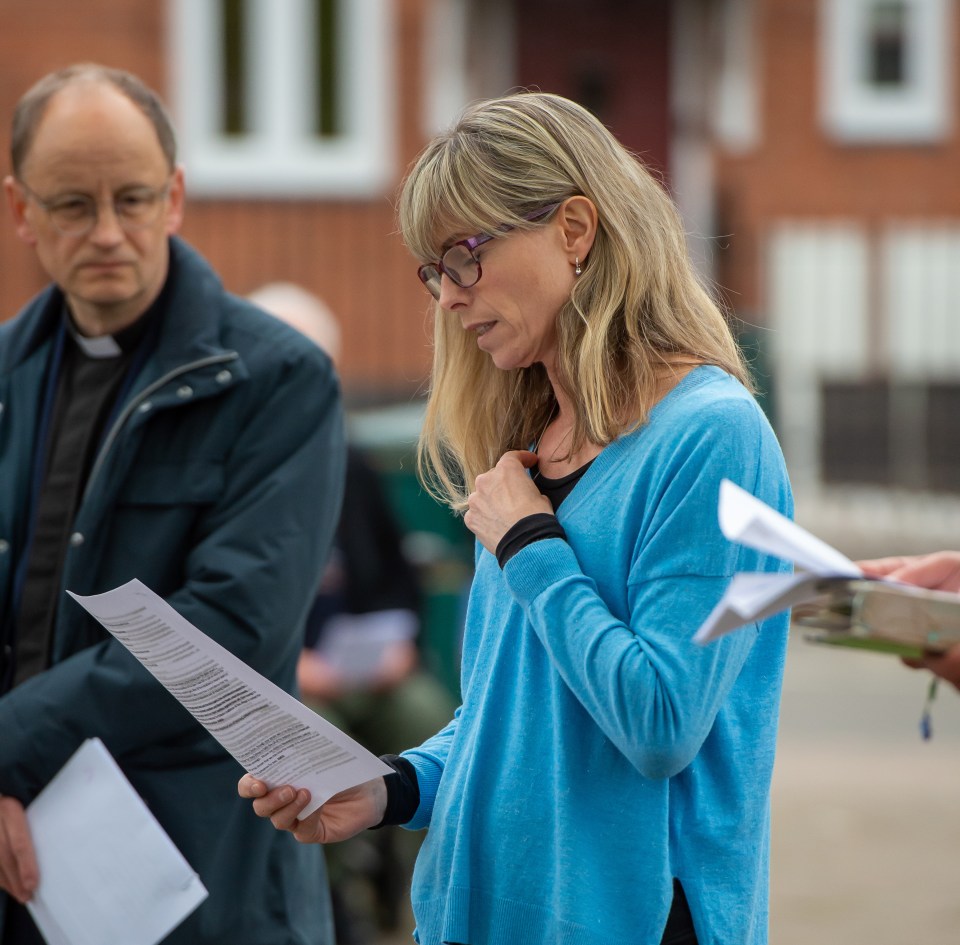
[398, 91, 750, 510]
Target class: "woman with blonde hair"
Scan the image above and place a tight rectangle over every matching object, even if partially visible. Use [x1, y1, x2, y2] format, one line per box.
[241, 91, 792, 945]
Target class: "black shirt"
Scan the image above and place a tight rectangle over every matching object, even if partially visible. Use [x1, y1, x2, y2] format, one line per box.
[12, 311, 153, 687]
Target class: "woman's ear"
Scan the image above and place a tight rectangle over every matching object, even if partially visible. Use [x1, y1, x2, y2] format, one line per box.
[557, 195, 598, 265]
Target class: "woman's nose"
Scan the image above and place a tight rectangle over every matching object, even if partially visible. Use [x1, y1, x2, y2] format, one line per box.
[437, 273, 469, 311]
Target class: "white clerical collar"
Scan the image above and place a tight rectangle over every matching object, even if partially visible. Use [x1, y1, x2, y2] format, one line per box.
[64, 315, 123, 359]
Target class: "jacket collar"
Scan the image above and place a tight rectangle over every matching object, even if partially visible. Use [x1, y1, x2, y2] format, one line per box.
[0, 237, 235, 377]
[148, 236, 235, 374]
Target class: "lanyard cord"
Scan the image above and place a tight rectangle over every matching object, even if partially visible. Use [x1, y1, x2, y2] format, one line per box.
[920, 675, 940, 740]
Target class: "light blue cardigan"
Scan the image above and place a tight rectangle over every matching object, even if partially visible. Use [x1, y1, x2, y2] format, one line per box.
[403, 367, 793, 945]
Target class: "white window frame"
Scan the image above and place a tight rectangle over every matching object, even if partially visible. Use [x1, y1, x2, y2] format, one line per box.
[820, 0, 951, 143]
[767, 221, 871, 485]
[711, 0, 760, 154]
[421, 0, 515, 137]
[168, 0, 394, 197]
[422, 0, 471, 137]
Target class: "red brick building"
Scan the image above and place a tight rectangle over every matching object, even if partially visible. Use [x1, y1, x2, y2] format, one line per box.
[0, 0, 435, 401]
[0, 0, 673, 405]
[2, 0, 957, 504]
[706, 0, 960, 495]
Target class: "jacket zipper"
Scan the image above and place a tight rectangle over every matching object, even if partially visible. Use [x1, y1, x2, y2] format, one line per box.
[82, 352, 240, 504]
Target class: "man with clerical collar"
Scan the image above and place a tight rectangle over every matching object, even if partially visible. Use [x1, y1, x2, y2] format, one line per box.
[0, 63, 344, 944]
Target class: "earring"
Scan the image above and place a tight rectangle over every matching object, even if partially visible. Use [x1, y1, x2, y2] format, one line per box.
[574, 257, 582, 276]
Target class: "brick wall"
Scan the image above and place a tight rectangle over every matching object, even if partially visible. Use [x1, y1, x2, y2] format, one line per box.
[0, 0, 434, 401]
[714, 0, 960, 316]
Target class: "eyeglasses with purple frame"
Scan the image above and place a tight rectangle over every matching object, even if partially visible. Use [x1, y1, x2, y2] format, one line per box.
[416, 202, 561, 301]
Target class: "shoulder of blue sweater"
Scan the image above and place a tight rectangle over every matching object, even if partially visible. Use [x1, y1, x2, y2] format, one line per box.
[640, 368, 762, 432]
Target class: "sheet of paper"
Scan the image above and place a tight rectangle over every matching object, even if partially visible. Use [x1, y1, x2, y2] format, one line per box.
[68, 580, 391, 816]
[315, 608, 418, 684]
[717, 479, 862, 577]
[26, 738, 207, 945]
[694, 480, 864, 644]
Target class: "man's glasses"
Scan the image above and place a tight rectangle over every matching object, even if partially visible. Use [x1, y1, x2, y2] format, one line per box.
[17, 179, 173, 237]
[417, 202, 561, 301]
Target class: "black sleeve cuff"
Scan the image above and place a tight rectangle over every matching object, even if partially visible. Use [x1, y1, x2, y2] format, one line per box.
[495, 512, 567, 568]
[372, 754, 420, 828]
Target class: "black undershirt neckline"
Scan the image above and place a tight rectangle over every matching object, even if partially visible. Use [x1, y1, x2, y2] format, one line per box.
[494, 458, 594, 568]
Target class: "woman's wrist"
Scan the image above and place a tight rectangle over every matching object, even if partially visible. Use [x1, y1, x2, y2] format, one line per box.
[372, 754, 420, 828]
[495, 512, 567, 568]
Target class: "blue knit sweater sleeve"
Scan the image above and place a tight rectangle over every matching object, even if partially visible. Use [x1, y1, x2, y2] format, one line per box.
[399, 711, 459, 829]
[500, 383, 791, 779]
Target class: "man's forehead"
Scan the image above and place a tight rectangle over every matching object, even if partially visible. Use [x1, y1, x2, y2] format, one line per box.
[22, 81, 166, 178]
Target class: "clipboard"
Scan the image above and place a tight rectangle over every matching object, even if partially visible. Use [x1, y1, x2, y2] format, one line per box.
[792, 578, 960, 658]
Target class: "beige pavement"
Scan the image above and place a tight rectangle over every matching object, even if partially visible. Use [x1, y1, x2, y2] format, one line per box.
[771, 489, 960, 943]
[771, 636, 960, 944]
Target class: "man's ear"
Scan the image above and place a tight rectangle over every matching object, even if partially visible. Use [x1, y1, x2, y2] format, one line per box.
[557, 195, 598, 266]
[164, 165, 186, 236]
[3, 176, 39, 247]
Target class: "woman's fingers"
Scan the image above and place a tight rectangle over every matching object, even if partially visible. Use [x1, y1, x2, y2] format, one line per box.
[238, 775, 313, 831]
[237, 773, 267, 798]
[263, 789, 312, 831]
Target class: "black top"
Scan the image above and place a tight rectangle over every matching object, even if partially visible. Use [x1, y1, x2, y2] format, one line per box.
[12, 311, 154, 686]
[494, 460, 594, 568]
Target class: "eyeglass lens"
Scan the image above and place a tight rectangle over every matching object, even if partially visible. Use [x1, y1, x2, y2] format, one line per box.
[440, 245, 480, 289]
[418, 244, 482, 301]
[34, 187, 168, 236]
[418, 266, 443, 300]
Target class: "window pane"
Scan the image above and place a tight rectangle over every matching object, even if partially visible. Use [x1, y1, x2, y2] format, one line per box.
[222, 0, 247, 135]
[821, 380, 891, 486]
[927, 383, 960, 492]
[314, 0, 340, 137]
[171, 0, 394, 195]
[866, 1, 909, 87]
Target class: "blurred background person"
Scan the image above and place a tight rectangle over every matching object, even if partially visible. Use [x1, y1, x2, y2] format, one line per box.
[250, 281, 456, 945]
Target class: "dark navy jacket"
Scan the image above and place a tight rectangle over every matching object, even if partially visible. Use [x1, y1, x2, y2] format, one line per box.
[0, 237, 344, 944]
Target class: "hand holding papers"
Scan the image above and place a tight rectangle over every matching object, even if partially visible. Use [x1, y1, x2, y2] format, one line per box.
[68, 580, 391, 817]
[314, 609, 418, 686]
[26, 738, 206, 945]
[791, 576, 960, 656]
[694, 480, 960, 657]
